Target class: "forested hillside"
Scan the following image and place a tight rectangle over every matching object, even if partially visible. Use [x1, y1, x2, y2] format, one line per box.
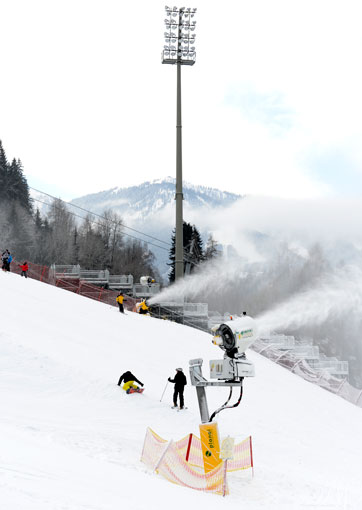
[0, 141, 159, 280]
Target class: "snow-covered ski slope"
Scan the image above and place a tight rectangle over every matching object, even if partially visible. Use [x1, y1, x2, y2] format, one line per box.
[1, 271, 362, 510]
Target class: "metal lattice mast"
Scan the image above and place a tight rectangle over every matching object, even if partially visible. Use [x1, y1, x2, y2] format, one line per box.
[162, 6, 197, 281]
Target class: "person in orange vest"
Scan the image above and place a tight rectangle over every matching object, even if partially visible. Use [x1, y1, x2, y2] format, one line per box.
[18, 261, 29, 278]
[116, 292, 125, 313]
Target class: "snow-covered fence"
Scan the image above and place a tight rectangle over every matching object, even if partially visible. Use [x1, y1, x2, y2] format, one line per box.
[141, 428, 253, 496]
[252, 339, 362, 408]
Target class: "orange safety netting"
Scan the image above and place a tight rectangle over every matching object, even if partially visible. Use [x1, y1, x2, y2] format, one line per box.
[227, 436, 254, 472]
[156, 441, 226, 495]
[141, 427, 254, 495]
[141, 428, 226, 495]
[175, 431, 253, 472]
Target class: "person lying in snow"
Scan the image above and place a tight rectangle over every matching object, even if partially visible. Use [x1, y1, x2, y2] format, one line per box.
[117, 371, 144, 393]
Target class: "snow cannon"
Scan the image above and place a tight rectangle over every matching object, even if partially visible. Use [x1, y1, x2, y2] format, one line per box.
[209, 315, 257, 381]
[211, 315, 258, 359]
[189, 315, 258, 423]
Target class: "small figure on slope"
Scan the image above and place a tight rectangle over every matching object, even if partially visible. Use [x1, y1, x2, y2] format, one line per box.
[116, 292, 126, 313]
[18, 261, 29, 278]
[1, 249, 11, 272]
[137, 299, 149, 315]
[168, 368, 187, 409]
[117, 370, 144, 394]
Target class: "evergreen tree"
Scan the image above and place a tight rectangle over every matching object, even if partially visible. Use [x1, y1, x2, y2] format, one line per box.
[0, 140, 9, 202]
[0, 144, 32, 211]
[0, 141, 34, 256]
[0, 140, 7, 168]
[168, 222, 203, 282]
[10, 159, 32, 213]
[190, 226, 204, 262]
[34, 208, 43, 230]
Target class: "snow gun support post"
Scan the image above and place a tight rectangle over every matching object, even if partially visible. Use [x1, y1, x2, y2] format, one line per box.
[189, 315, 258, 424]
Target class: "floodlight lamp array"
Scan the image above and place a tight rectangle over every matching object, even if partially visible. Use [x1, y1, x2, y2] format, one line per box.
[162, 5, 197, 65]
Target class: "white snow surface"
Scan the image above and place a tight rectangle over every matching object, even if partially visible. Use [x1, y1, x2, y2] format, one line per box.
[1, 271, 362, 510]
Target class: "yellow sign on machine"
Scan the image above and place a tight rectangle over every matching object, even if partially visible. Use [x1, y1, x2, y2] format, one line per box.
[199, 422, 222, 473]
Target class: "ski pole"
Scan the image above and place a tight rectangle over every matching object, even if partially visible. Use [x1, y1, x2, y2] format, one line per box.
[160, 381, 169, 402]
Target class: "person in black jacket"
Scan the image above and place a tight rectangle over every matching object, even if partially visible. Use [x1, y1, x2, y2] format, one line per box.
[117, 370, 144, 393]
[168, 368, 187, 409]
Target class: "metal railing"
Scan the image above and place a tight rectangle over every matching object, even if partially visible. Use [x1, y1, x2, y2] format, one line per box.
[50, 264, 135, 291]
[184, 303, 209, 316]
[260, 335, 296, 349]
[108, 274, 134, 288]
[308, 359, 349, 375]
[133, 283, 161, 297]
[79, 269, 109, 282]
[252, 338, 361, 407]
[292, 345, 320, 360]
[50, 264, 81, 278]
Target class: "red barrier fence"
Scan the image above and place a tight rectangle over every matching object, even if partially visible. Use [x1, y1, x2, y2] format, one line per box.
[11, 259, 52, 283]
[10, 259, 136, 311]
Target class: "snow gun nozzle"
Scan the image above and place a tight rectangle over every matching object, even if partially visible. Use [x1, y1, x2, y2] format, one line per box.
[211, 315, 258, 358]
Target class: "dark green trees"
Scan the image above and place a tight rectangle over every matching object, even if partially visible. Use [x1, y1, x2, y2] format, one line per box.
[0, 141, 34, 259]
[0, 142, 32, 212]
[168, 221, 204, 282]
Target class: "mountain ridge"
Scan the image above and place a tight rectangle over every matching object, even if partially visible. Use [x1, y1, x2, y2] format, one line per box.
[70, 177, 242, 224]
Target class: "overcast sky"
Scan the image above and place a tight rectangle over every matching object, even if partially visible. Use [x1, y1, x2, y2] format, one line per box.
[1, 0, 362, 200]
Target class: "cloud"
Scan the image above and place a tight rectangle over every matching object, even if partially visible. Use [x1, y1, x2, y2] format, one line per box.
[188, 195, 362, 260]
[225, 84, 295, 135]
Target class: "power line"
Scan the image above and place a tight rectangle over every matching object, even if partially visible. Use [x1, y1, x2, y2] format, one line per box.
[29, 186, 171, 248]
[29, 185, 202, 265]
[31, 196, 170, 252]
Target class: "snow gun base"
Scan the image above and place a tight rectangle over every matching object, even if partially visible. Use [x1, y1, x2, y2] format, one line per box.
[189, 357, 255, 423]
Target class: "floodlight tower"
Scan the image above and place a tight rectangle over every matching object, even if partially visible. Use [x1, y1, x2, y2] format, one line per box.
[162, 5, 197, 282]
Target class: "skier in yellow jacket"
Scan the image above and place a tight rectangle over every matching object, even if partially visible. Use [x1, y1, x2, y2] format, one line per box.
[116, 292, 125, 313]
